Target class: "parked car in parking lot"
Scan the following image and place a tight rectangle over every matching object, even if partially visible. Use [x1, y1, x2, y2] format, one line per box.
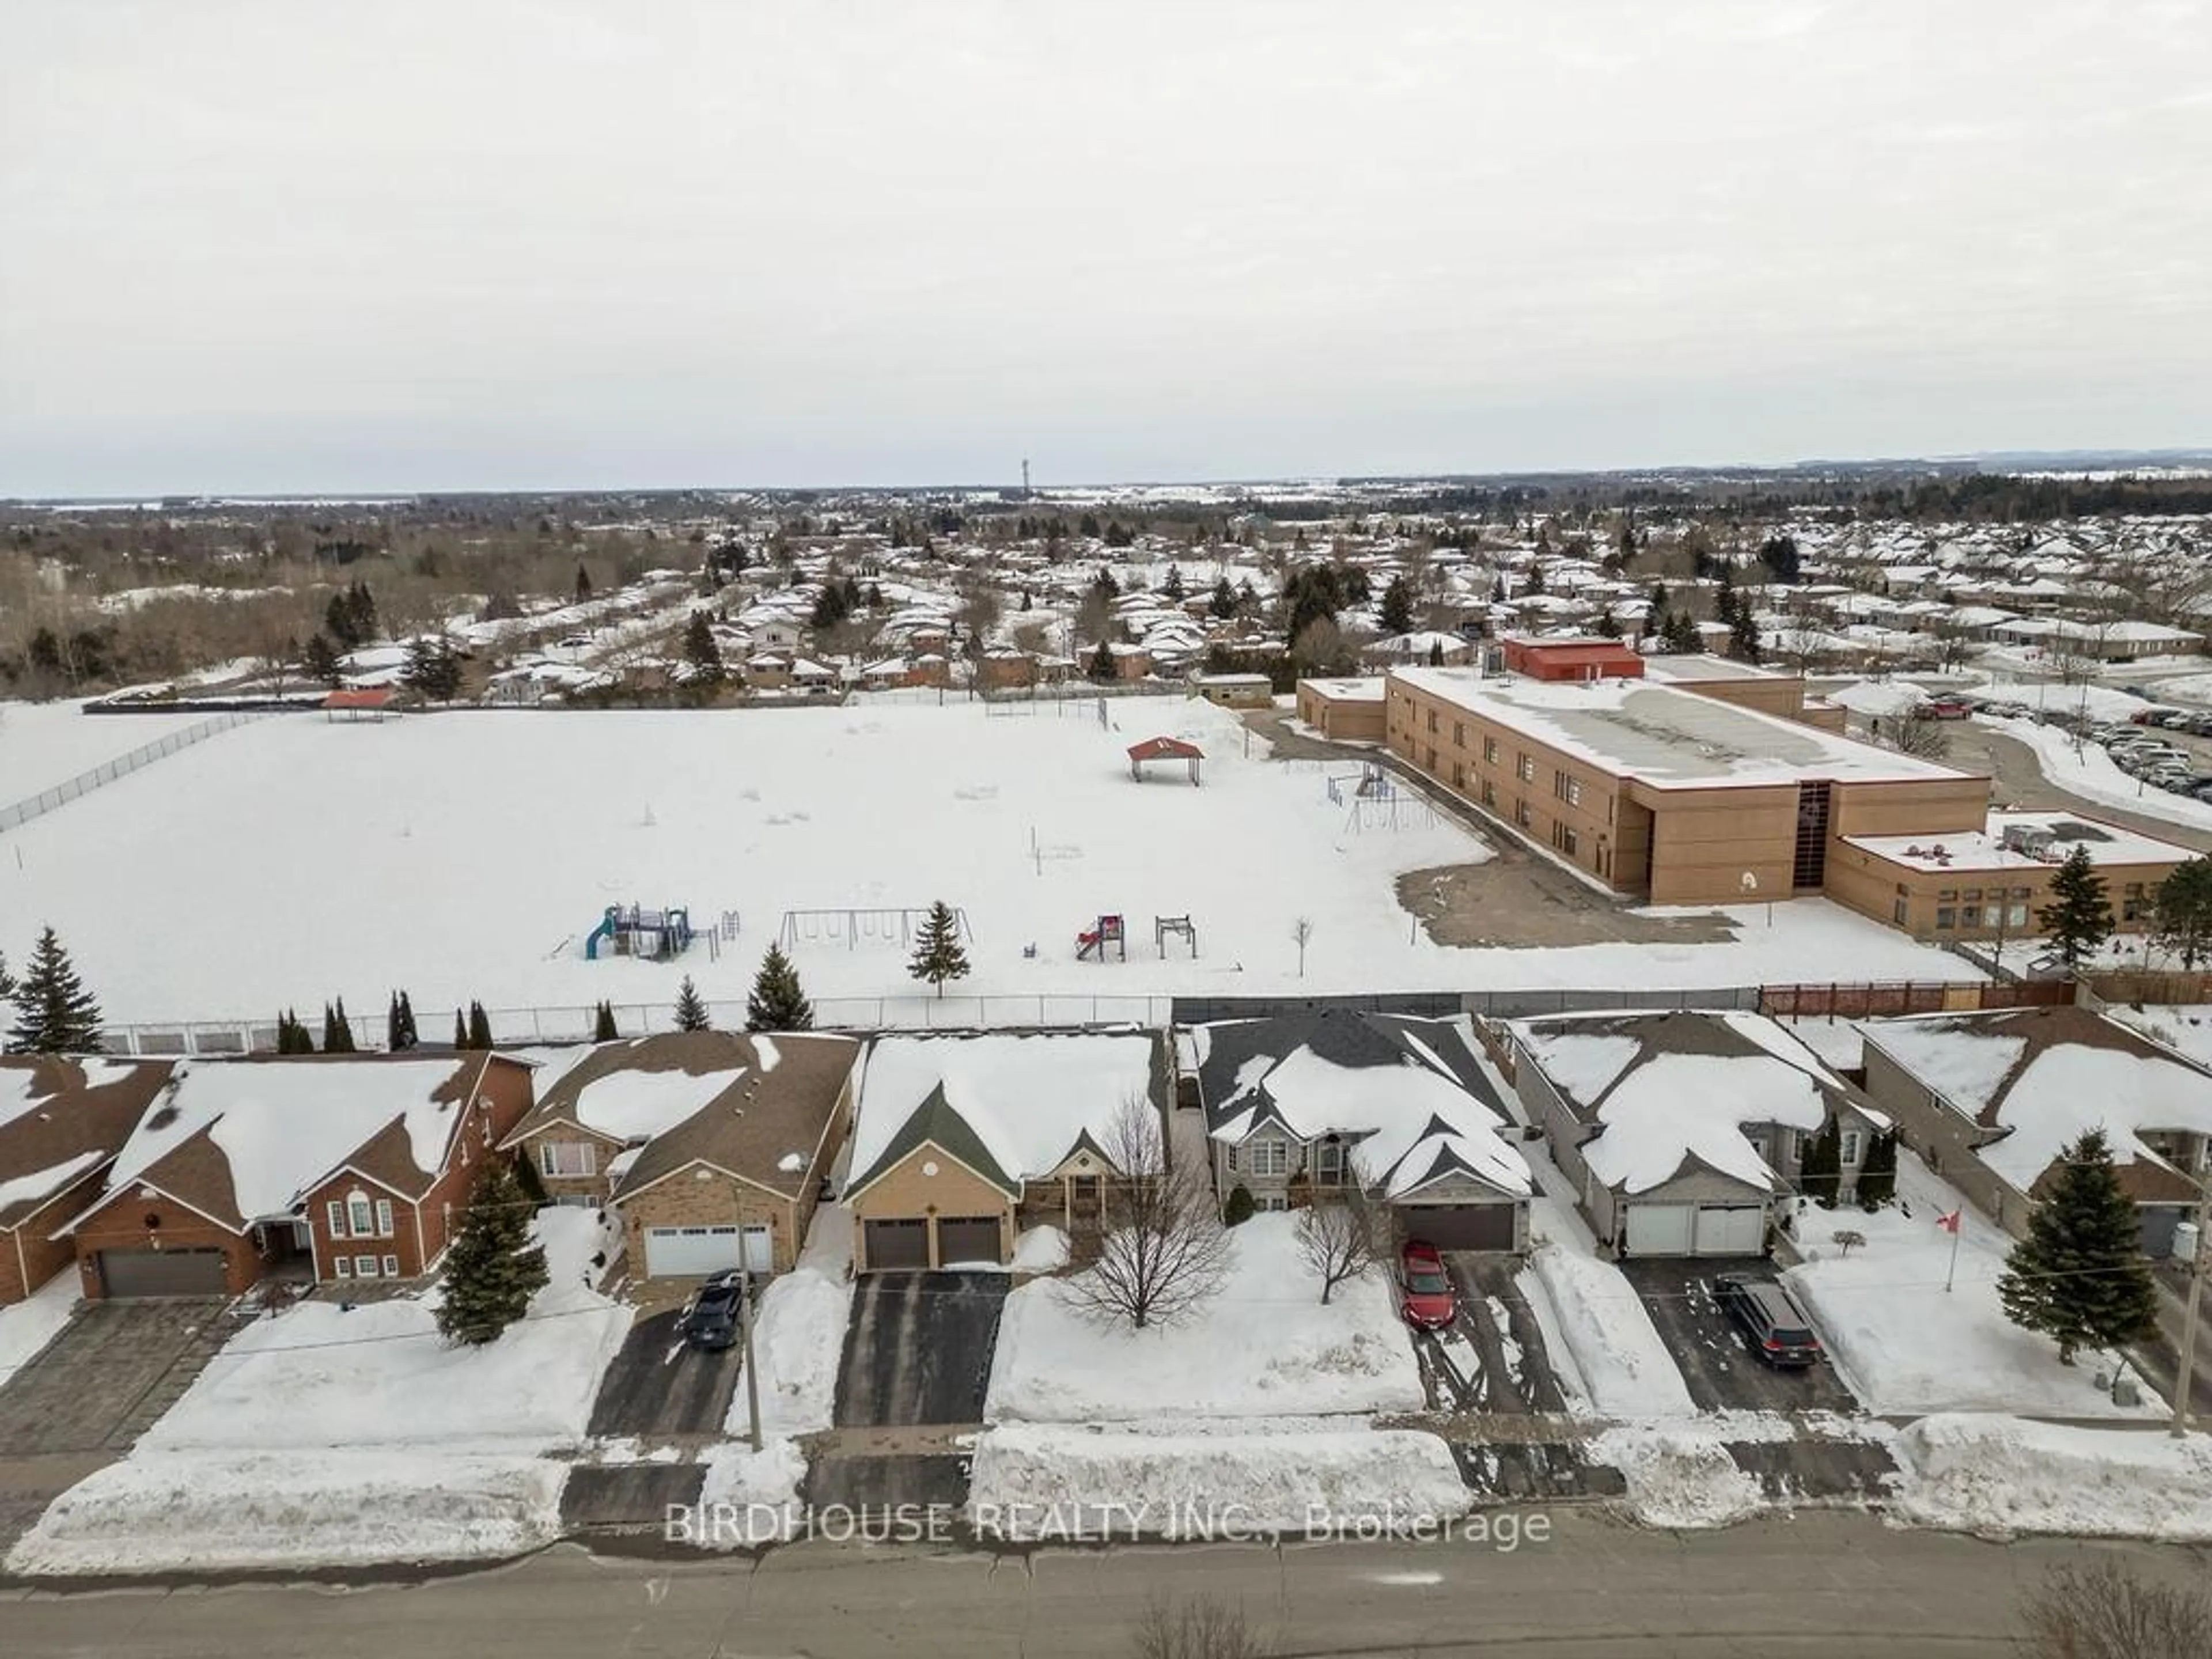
[1913, 696, 1972, 720]
[1398, 1239, 1457, 1332]
[1713, 1274, 1823, 1368]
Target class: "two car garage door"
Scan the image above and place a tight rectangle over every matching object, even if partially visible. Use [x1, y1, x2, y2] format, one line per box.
[95, 1247, 229, 1298]
[642, 1224, 773, 1278]
[1623, 1202, 1766, 1257]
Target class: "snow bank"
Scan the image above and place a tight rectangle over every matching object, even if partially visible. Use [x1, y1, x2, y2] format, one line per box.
[1590, 1425, 1765, 1529]
[985, 1213, 1423, 1422]
[1993, 717, 2212, 833]
[1013, 1225, 1070, 1274]
[1523, 1242, 1694, 1417]
[740, 1265, 852, 1439]
[689, 1440, 813, 1545]
[967, 1422, 1470, 1539]
[7, 1451, 569, 1574]
[1892, 1415, 2212, 1541]
[534, 1203, 624, 1292]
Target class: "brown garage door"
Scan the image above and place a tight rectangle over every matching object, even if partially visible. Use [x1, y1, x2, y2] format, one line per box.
[1398, 1204, 1516, 1252]
[935, 1216, 1004, 1267]
[863, 1218, 929, 1271]
[97, 1247, 229, 1298]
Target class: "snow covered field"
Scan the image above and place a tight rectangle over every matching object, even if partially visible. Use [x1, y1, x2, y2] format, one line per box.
[7, 1207, 632, 1575]
[0, 699, 1978, 1029]
[984, 1211, 1423, 1423]
[0, 698, 212, 802]
[1782, 1158, 2163, 1419]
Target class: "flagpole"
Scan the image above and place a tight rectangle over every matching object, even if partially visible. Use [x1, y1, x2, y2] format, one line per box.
[1944, 1211, 1962, 1293]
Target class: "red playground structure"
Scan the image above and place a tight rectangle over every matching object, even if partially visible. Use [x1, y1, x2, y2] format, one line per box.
[1075, 914, 1127, 961]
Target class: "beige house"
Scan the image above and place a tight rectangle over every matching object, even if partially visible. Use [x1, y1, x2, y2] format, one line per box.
[1294, 676, 1387, 743]
[1510, 1010, 1889, 1257]
[843, 1031, 1165, 1271]
[1858, 1005, 2212, 1258]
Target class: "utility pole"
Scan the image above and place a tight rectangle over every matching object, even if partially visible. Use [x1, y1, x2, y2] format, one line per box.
[2171, 1218, 2206, 1438]
[739, 1263, 763, 1452]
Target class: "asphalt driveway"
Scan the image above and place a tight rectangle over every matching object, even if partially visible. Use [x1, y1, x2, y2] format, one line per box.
[1616, 1257, 1860, 1415]
[586, 1308, 745, 1440]
[832, 1271, 1009, 1429]
[0, 1297, 234, 1457]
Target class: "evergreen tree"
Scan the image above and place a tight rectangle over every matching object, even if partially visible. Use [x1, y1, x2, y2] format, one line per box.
[1426, 638, 1446, 666]
[907, 901, 972, 997]
[2150, 855, 2212, 970]
[1594, 609, 1623, 639]
[321, 998, 358, 1053]
[6, 927, 104, 1054]
[0, 950, 12, 1005]
[574, 563, 593, 601]
[1490, 575, 1508, 605]
[745, 942, 815, 1032]
[276, 1009, 315, 1054]
[1997, 1128, 2158, 1366]
[1758, 534, 1802, 583]
[435, 1159, 548, 1346]
[1377, 574, 1415, 638]
[1161, 563, 1186, 601]
[453, 1008, 469, 1049]
[404, 636, 463, 702]
[1649, 581, 1668, 615]
[683, 611, 724, 684]
[397, 991, 418, 1050]
[1209, 577, 1237, 620]
[302, 631, 343, 687]
[1092, 566, 1120, 599]
[2039, 844, 2113, 973]
[1856, 1128, 1900, 1209]
[1797, 1117, 1843, 1207]
[1665, 611, 1703, 654]
[593, 1000, 619, 1041]
[388, 993, 404, 1051]
[1714, 563, 1738, 624]
[1729, 607, 1763, 664]
[1088, 637, 1117, 683]
[1524, 563, 1546, 596]
[673, 975, 711, 1032]
[468, 1001, 494, 1048]
[809, 583, 850, 630]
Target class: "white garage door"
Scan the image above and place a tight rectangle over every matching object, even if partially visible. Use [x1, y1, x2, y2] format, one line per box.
[644, 1224, 773, 1278]
[1694, 1206, 1766, 1256]
[1624, 1203, 1692, 1256]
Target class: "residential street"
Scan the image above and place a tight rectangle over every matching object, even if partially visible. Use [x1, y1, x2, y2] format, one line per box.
[5, 1514, 2204, 1657]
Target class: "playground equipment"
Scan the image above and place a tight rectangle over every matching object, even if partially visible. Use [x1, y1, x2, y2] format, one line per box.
[778, 905, 972, 951]
[1327, 763, 1444, 835]
[1077, 914, 1127, 962]
[1155, 915, 1198, 959]
[586, 904, 696, 961]
[1127, 736, 1203, 785]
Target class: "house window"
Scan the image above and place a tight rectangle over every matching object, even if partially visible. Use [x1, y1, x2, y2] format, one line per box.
[1480, 780, 1495, 808]
[327, 1199, 347, 1240]
[2123, 883, 2145, 923]
[1551, 821, 1578, 857]
[354, 1254, 379, 1279]
[1935, 907, 1956, 930]
[1427, 709, 1439, 734]
[347, 1194, 374, 1237]
[1314, 1141, 1345, 1184]
[1790, 1130, 1806, 1160]
[540, 1142, 596, 1179]
[1453, 721, 1465, 748]
[1959, 904, 1980, 929]
[2008, 902, 2028, 927]
[1567, 778, 1581, 807]
[1893, 898, 1909, 926]
[1483, 737, 1499, 764]
[382, 1255, 400, 1278]
[374, 1199, 394, 1238]
[1514, 799, 1532, 828]
[1224, 1143, 1238, 1173]
[1517, 753, 1536, 782]
[1452, 763, 1466, 790]
[1249, 1139, 1289, 1177]
[1840, 1130, 1863, 1165]
[334, 1258, 351, 1279]
[1261, 1195, 1289, 1213]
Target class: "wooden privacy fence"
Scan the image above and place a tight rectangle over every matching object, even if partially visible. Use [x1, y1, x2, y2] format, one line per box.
[1758, 979, 2072, 1019]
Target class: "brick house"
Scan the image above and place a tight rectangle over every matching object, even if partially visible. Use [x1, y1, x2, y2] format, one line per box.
[843, 1032, 1165, 1271]
[0, 1056, 174, 1305]
[611, 1032, 861, 1279]
[59, 1053, 533, 1298]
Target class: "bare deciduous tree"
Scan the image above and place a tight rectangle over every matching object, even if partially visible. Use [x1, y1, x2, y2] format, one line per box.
[1131, 1593, 1271, 1659]
[1290, 916, 1315, 979]
[1889, 713, 1952, 760]
[1063, 1098, 1229, 1332]
[2019, 1560, 2212, 1659]
[1296, 1167, 1384, 1305]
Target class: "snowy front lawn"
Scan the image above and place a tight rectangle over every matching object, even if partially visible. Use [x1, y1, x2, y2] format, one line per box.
[0, 1271, 79, 1387]
[1782, 1158, 2164, 1420]
[7, 1207, 633, 1575]
[983, 1212, 1423, 1422]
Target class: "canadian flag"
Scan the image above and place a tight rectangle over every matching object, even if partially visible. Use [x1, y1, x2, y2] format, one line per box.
[1937, 1209, 1963, 1234]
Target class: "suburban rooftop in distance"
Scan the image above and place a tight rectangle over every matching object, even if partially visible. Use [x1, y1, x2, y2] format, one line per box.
[1389, 665, 1974, 791]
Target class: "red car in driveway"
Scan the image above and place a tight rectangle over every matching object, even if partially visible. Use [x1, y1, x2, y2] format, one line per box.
[1399, 1240, 1456, 1331]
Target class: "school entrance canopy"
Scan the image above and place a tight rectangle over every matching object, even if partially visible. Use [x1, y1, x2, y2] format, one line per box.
[1127, 736, 1203, 785]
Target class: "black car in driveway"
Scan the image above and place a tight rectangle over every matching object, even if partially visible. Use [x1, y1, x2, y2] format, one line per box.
[678, 1270, 753, 1352]
[1713, 1274, 1823, 1368]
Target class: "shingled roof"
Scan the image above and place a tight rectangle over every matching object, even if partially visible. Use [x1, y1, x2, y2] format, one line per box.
[0, 1056, 174, 1232]
[610, 1032, 861, 1202]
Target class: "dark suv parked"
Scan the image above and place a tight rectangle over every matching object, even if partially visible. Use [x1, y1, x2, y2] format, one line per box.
[1713, 1274, 1823, 1368]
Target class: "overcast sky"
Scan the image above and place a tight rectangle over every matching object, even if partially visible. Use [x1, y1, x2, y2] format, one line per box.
[3, 1, 2208, 496]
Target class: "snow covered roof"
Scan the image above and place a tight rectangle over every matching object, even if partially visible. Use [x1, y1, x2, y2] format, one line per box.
[847, 1033, 1161, 1196]
[0, 1056, 173, 1230]
[71, 1055, 503, 1232]
[1190, 1011, 1530, 1200]
[1512, 1010, 1851, 1196]
[1862, 1006, 2212, 1199]
[1389, 667, 1971, 790]
[1844, 812, 2195, 876]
